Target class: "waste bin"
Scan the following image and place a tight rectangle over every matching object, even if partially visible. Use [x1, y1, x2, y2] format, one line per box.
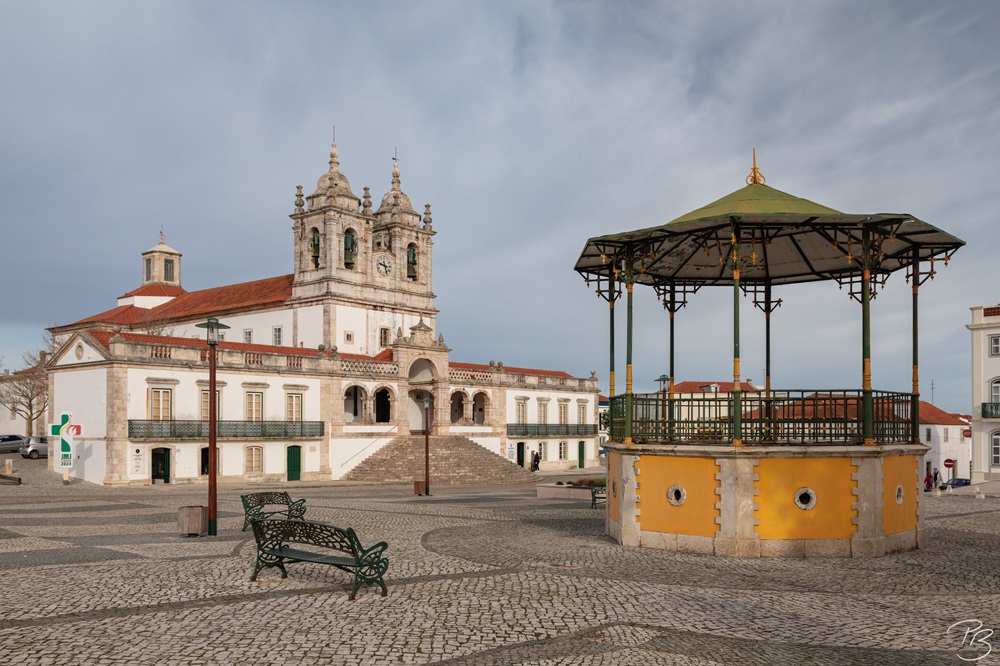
[414, 481, 426, 496]
[178, 506, 208, 536]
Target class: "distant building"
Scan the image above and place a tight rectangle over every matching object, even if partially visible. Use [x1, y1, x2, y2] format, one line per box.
[916, 403, 970, 482]
[44, 141, 600, 485]
[968, 304, 1000, 482]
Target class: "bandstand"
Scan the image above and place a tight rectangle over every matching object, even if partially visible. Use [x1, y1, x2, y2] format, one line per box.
[575, 156, 964, 557]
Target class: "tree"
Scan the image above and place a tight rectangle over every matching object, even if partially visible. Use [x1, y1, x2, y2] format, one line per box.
[0, 350, 49, 436]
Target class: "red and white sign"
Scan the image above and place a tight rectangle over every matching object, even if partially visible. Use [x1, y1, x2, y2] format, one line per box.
[963, 428, 972, 438]
[944, 459, 955, 469]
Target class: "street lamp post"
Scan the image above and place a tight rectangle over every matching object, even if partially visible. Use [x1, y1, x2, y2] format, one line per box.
[196, 317, 229, 536]
[656, 374, 669, 438]
[422, 395, 432, 496]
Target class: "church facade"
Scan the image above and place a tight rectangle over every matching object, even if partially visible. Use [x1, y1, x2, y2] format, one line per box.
[45, 142, 600, 485]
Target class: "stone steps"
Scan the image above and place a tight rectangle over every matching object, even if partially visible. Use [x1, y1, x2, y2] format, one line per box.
[342, 435, 536, 485]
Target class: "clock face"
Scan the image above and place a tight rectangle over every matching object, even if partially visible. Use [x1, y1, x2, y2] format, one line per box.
[376, 255, 393, 276]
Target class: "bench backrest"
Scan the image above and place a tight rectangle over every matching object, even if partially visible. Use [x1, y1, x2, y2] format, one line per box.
[242, 492, 293, 510]
[252, 519, 361, 558]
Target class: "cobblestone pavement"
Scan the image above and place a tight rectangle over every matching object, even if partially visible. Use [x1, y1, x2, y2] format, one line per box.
[2, 452, 1000, 665]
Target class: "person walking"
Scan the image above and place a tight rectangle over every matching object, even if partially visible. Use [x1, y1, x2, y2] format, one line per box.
[924, 473, 933, 492]
[933, 468, 940, 486]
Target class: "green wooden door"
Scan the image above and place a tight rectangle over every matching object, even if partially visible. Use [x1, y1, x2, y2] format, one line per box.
[287, 446, 301, 481]
[516, 442, 525, 468]
[163, 449, 170, 484]
[578, 441, 585, 469]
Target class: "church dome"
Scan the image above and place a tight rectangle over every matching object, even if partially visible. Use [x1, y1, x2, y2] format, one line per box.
[375, 162, 419, 221]
[309, 142, 360, 210]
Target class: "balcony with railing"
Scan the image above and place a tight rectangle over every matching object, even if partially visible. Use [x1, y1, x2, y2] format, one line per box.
[610, 389, 914, 446]
[128, 420, 324, 439]
[505, 423, 599, 437]
[982, 403, 1000, 419]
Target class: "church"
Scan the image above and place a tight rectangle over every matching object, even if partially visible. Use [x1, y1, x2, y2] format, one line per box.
[45, 141, 600, 486]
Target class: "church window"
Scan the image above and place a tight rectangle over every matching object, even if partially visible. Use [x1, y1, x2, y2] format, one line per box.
[558, 441, 568, 460]
[577, 403, 587, 424]
[538, 402, 548, 425]
[516, 400, 527, 425]
[344, 229, 356, 268]
[344, 331, 354, 344]
[272, 326, 283, 346]
[539, 442, 548, 461]
[286, 394, 302, 422]
[150, 389, 172, 421]
[558, 403, 568, 425]
[245, 446, 263, 473]
[407, 243, 418, 280]
[164, 259, 175, 282]
[144, 258, 152, 282]
[243, 329, 253, 344]
[379, 327, 391, 348]
[310, 228, 321, 268]
[246, 392, 263, 422]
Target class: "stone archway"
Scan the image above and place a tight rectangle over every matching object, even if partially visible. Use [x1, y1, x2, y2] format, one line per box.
[407, 358, 438, 433]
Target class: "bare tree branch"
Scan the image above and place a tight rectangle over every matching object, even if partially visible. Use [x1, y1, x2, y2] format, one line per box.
[0, 350, 49, 436]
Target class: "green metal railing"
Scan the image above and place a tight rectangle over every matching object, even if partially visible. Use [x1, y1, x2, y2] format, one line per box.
[128, 420, 324, 439]
[612, 389, 913, 445]
[506, 424, 599, 437]
[982, 403, 1000, 419]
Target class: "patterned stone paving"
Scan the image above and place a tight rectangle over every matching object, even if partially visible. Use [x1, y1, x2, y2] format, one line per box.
[1, 452, 999, 665]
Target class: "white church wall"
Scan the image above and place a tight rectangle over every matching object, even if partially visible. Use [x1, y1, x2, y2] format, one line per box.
[53, 367, 108, 438]
[294, 304, 325, 349]
[336, 304, 368, 354]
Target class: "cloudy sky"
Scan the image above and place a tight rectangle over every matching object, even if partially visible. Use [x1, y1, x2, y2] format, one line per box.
[1, 1, 996, 413]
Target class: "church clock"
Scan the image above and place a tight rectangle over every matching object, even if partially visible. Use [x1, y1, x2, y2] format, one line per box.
[376, 254, 393, 277]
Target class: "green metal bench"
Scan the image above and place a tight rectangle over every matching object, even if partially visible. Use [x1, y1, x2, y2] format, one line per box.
[240, 491, 307, 531]
[591, 486, 607, 509]
[250, 519, 389, 600]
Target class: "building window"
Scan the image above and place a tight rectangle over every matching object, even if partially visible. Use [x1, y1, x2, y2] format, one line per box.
[246, 392, 263, 422]
[272, 326, 283, 346]
[926, 428, 931, 442]
[144, 257, 152, 282]
[516, 401, 527, 425]
[992, 336, 1000, 356]
[344, 229, 356, 268]
[245, 446, 263, 474]
[578, 404, 586, 424]
[539, 441, 548, 461]
[310, 228, 321, 268]
[164, 258, 175, 282]
[150, 389, 171, 421]
[538, 402, 548, 425]
[286, 394, 302, 422]
[992, 380, 1000, 405]
[243, 329, 253, 344]
[558, 403, 569, 425]
[379, 327, 391, 348]
[993, 432, 1000, 466]
[344, 331, 354, 345]
[200, 390, 220, 421]
[407, 243, 418, 280]
[558, 441, 568, 460]
[944, 429, 949, 442]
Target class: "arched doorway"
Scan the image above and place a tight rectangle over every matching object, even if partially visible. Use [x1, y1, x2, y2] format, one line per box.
[450, 392, 466, 424]
[408, 358, 438, 433]
[344, 385, 367, 423]
[473, 392, 488, 425]
[375, 388, 392, 423]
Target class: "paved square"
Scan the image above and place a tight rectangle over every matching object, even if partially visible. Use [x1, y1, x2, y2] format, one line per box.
[1, 456, 999, 665]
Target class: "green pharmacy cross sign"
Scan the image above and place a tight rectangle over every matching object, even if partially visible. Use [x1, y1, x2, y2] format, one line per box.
[50, 412, 82, 470]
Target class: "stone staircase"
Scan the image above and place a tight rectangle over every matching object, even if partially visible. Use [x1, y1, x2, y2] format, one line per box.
[342, 435, 536, 485]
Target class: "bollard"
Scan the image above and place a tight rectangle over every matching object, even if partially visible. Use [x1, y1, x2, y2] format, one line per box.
[4, 458, 11, 475]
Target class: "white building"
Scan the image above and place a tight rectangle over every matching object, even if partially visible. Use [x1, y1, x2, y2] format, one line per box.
[44, 141, 600, 485]
[917, 401, 970, 483]
[968, 304, 1000, 481]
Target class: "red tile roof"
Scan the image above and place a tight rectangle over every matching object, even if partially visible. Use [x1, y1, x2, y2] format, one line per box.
[147, 274, 293, 321]
[450, 361, 574, 379]
[69, 304, 150, 327]
[672, 381, 758, 393]
[118, 285, 187, 299]
[919, 402, 968, 426]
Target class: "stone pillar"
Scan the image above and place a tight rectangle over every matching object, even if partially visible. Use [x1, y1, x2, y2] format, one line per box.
[851, 455, 883, 557]
[104, 363, 131, 485]
[714, 457, 760, 557]
[620, 453, 640, 547]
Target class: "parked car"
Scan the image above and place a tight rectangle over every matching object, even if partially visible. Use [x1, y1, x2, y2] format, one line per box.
[19, 436, 48, 459]
[942, 478, 971, 489]
[0, 434, 26, 453]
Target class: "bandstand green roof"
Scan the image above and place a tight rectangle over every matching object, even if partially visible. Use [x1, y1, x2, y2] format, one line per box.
[575, 180, 965, 287]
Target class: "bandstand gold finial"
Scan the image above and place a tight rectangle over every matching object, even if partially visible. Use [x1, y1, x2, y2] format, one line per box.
[746, 148, 766, 185]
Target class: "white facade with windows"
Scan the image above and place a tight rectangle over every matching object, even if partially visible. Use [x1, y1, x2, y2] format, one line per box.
[969, 304, 1000, 482]
[44, 141, 600, 485]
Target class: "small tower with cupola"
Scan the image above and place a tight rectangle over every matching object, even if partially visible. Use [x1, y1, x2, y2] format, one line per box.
[141, 232, 182, 288]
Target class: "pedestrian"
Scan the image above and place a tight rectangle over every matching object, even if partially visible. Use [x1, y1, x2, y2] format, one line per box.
[924, 473, 933, 492]
[531, 451, 540, 472]
[933, 468, 940, 486]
